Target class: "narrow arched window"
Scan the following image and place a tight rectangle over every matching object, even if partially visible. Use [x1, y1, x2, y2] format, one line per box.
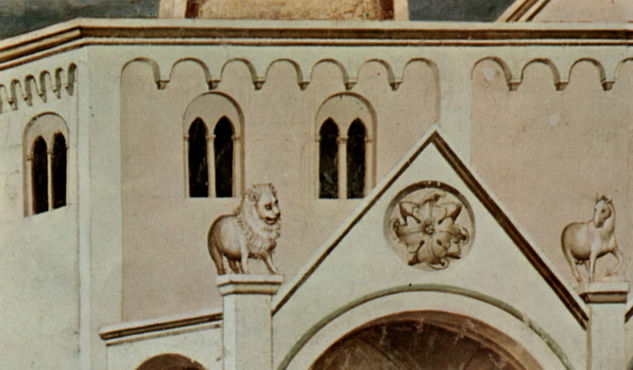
[52, 133, 67, 208]
[188, 118, 208, 197]
[32, 137, 48, 214]
[214, 117, 234, 198]
[347, 119, 366, 199]
[319, 119, 339, 199]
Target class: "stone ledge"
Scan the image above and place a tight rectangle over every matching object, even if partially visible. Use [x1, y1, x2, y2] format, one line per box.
[216, 274, 284, 296]
[576, 281, 629, 303]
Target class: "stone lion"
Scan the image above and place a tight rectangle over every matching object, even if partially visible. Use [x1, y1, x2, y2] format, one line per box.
[208, 183, 281, 274]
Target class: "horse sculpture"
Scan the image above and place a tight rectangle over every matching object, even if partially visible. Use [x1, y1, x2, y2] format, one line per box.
[561, 195, 623, 283]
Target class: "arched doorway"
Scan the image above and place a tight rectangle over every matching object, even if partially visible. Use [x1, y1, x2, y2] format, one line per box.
[311, 311, 540, 370]
[136, 353, 205, 370]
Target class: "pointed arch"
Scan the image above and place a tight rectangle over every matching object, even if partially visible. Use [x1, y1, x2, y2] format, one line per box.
[319, 119, 340, 199]
[183, 92, 244, 198]
[315, 93, 376, 199]
[23, 112, 70, 216]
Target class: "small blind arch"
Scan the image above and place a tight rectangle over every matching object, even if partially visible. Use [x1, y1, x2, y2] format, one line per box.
[319, 119, 339, 199]
[347, 119, 366, 198]
[188, 118, 209, 197]
[214, 117, 234, 198]
[32, 137, 48, 214]
[52, 133, 67, 208]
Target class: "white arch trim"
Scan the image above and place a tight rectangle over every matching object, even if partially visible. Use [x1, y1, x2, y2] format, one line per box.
[278, 285, 575, 370]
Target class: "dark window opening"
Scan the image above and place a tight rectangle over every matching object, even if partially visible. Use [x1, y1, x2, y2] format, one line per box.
[214, 117, 234, 198]
[188, 118, 209, 197]
[319, 119, 339, 199]
[32, 137, 48, 214]
[347, 119, 366, 199]
[185, 0, 200, 18]
[52, 133, 67, 209]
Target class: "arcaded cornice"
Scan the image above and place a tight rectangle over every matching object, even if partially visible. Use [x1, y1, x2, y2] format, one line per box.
[2, 18, 633, 70]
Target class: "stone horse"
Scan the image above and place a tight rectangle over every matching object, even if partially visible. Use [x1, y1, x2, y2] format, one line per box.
[561, 195, 623, 283]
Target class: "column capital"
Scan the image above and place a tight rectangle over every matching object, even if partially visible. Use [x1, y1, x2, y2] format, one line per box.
[216, 274, 283, 296]
[576, 281, 629, 303]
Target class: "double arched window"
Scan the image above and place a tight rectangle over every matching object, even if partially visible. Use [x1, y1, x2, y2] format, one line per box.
[316, 93, 375, 199]
[24, 113, 69, 215]
[184, 93, 243, 198]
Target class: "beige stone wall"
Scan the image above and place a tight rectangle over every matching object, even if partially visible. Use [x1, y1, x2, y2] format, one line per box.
[533, 0, 633, 22]
[0, 56, 81, 369]
[472, 59, 633, 285]
[120, 55, 438, 320]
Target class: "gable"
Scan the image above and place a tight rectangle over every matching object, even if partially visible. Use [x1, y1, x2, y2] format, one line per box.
[272, 126, 587, 369]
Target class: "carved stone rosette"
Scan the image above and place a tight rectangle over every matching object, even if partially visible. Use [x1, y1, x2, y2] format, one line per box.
[385, 181, 475, 271]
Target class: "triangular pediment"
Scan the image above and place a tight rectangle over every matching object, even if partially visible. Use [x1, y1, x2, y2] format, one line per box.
[272, 126, 587, 369]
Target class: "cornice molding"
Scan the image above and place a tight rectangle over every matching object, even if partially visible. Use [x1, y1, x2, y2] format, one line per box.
[1, 19, 633, 70]
[99, 309, 222, 341]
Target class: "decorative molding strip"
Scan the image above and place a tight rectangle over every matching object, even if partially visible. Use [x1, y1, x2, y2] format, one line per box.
[277, 284, 575, 370]
[2, 19, 633, 71]
[473, 56, 623, 92]
[124, 55, 439, 92]
[0, 63, 76, 114]
[98, 309, 222, 341]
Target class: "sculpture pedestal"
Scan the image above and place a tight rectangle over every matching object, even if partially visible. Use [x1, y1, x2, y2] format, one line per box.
[576, 281, 629, 370]
[217, 274, 283, 370]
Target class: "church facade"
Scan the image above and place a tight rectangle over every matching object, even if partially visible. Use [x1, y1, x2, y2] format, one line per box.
[2, 0, 633, 368]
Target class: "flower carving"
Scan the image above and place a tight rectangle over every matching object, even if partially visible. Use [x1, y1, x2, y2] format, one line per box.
[390, 189, 471, 270]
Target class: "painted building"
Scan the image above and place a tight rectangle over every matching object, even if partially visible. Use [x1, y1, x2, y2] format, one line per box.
[2, 0, 633, 368]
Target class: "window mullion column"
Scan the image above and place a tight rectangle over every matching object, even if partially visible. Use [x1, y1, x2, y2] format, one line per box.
[232, 134, 241, 197]
[47, 149, 53, 210]
[365, 136, 373, 197]
[25, 154, 33, 215]
[338, 135, 348, 199]
[207, 134, 216, 197]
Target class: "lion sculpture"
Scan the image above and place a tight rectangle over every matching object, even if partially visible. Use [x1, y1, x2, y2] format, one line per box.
[208, 183, 281, 275]
[561, 195, 623, 283]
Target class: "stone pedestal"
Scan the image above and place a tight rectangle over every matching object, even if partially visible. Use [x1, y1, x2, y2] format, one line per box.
[217, 274, 283, 370]
[576, 281, 629, 370]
